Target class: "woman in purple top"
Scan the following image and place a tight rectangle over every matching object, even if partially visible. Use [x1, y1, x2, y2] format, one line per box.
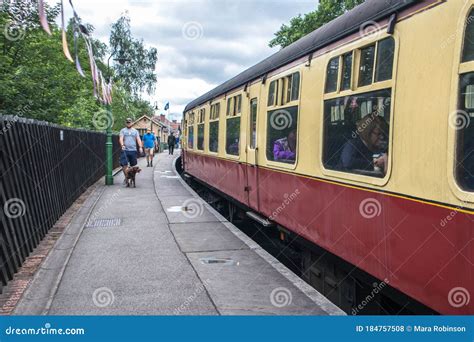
[273, 130, 297, 162]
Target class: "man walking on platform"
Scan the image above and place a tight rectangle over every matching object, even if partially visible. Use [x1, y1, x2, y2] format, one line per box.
[119, 118, 143, 181]
[168, 133, 176, 155]
[143, 128, 156, 167]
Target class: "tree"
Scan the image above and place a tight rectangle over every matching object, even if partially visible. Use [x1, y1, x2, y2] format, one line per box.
[109, 14, 158, 97]
[0, 2, 157, 132]
[269, 0, 365, 49]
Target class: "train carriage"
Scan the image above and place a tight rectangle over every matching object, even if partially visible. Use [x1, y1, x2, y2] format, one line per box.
[181, 0, 474, 315]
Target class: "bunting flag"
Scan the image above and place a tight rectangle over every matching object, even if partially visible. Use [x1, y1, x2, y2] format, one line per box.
[82, 35, 98, 99]
[36, 0, 115, 104]
[38, 0, 52, 35]
[164, 102, 170, 111]
[74, 28, 85, 77]
[61, 0, 74, 62]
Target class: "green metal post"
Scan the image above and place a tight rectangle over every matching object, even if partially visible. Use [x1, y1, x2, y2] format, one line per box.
[105, 104, 114, 185]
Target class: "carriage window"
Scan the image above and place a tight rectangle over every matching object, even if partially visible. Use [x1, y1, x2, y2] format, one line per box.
[236, 95, 242, 114]
[358, 44, 376, 87]
[227, 95, 242, 116]
[209, 121, 219, 153]
[323, 89, 391, 178]
[197, 123, 204, 150]
[227, 97, 233, 116]
[226, 117, 240, 156]
[325, 57, 339, 93]
[266, 106, 298, 164]
[268, 80, 277, 106]
[456, 72, 474, 190]
[198, 108, 205, 123]
[285, 72, 300, 102]
[250, 98, 258, 149]
[341, 52, 353, 91]
[188, 125, 194, 149]
[375, 37, 395, 82]
[210, 103, 220, 120]
[462, 10, 474, 62]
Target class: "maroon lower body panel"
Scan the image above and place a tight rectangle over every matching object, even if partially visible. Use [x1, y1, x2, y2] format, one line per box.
[183, 151, 474, 314]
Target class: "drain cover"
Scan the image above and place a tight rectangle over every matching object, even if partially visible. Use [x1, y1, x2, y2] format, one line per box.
[199, 257, 237, 266]
[86, 218, 122, 228]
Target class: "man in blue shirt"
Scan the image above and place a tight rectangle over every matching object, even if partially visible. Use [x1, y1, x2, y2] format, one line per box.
[142, 128, 156, 167]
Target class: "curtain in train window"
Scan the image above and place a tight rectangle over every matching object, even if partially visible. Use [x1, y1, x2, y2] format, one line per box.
[226, 117, 240, 156]
[323, 89, 391, 177]
[188, 126, 194, 149]
[250, 98, 258, 149]
[197, 123, 204, 150]
[325, 57, 339, 93]
[456, 72, 474, 190]
[209, 121, 219, 153]
[266, 106, 298, 164]
[463, 10, 474, 63]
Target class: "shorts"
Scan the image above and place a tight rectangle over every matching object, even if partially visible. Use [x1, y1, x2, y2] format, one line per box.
[120, 150, 138, 167]
[145, 147, 154, 154]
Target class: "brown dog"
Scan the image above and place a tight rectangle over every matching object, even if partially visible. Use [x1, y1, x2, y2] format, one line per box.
[125, 166, 141, 188]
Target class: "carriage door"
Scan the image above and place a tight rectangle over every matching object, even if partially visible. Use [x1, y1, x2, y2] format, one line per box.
[246, 97, 260, 210]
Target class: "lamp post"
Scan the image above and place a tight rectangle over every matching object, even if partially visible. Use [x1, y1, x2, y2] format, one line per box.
[105, 46, 129, 185]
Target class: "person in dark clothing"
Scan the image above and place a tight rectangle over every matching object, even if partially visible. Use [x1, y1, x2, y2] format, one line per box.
[168, 134, 176, 155]
[339, 114, 388, 174]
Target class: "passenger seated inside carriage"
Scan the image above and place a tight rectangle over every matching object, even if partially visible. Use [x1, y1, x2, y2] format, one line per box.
[273, 129, 297, 162]
[339, 114, 388, 175]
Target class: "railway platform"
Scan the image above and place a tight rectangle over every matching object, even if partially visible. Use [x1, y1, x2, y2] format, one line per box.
[11, 150, 343, 316]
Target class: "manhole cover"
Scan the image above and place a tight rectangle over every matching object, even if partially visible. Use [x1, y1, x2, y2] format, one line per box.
[199, 257, 237, 266]
[86, 218, 122, 228]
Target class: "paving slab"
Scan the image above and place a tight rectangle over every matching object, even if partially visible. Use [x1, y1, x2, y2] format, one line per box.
[15, 150, 344, 316]
[170, 222, 249, 253]
[187, 249, 327, 316]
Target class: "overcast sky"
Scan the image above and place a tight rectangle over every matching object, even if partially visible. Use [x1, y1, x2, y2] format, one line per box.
[52, 0, 316, 120]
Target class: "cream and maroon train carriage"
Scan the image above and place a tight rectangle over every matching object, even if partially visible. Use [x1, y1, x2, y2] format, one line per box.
[181, 0, 474, 314]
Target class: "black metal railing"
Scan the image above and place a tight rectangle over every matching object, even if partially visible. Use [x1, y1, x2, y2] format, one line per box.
[0, 115, 121, 293]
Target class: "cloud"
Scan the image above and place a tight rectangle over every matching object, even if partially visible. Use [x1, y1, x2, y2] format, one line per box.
[50, 0, 316, 119]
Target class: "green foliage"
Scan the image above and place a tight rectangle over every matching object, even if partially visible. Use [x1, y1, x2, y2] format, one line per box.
[110, 82, 154, 131]
[110, 14, 158, 97]
[0, 2, 157, 133]
[269, 0, 366, 49]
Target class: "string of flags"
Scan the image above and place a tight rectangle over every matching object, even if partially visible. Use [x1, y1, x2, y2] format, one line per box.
[37, 0, 113, 105]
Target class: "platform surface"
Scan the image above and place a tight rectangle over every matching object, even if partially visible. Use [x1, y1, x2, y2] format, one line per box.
[14, 151, 344, 316]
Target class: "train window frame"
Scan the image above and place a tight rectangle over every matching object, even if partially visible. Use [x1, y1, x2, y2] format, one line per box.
[320, 34, 398, 186]
[340, 52, 354, 92]
[195, 108, 205, 151]
[225, 93, 242, 158]
[227, 94, 242, 117]
[249, 98, 258, 150]
[187, 111, 195, 151]
[267, 71, 302, 108]
[268, 80, 278, 107]
[208, 102, 220, 154]
[448, 5, 474, 202]
[325, 56, 340, 93]
[210, 103, 220, 120]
